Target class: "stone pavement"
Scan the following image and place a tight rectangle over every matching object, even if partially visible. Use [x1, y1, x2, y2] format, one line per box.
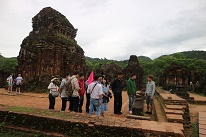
[156, 87, 188, 124]
[199, 112, 206, 137]
[189, 92, 206, 104]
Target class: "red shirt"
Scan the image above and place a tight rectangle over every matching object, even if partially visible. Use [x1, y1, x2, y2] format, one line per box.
[78, 79, 85, 96]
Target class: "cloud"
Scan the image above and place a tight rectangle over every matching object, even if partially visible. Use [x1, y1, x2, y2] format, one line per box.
[116, 5, 206, 60]
[0, 0, 206, 60]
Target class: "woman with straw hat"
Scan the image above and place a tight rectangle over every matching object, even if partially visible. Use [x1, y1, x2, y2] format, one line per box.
[48, 77, 59, 109]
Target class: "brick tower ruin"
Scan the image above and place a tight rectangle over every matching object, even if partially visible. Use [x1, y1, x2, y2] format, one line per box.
[17, 7, 87, 90]
[123, 55, 144, 89]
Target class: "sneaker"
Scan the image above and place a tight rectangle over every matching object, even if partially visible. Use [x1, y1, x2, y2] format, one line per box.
[129, 111, 132, 114]
[118, 112, 123, 114]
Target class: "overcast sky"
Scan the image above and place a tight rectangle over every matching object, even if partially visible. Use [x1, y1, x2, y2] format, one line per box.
[1, 0, 206, 60]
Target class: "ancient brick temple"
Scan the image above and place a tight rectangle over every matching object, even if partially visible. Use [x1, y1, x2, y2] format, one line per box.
[160, 64, 206, 94]
[96, 62, 123, 83]
[17, 7, 87, 90]
[162, 64, 187, 86]
[123, 55, 144, 89]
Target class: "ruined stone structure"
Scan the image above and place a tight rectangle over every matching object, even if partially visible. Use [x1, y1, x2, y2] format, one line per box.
[123, 55, 144, 89]
[96, 62, 123, 83]
[160, 64, 204, 89]
[17, 7, 87, 90]
[161, 64, 187, 87]
[0, 71, 9, 88]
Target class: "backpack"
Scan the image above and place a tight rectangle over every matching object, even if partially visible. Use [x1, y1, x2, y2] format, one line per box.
[6, 77, 9, 82]
[65, 77, 75, 96]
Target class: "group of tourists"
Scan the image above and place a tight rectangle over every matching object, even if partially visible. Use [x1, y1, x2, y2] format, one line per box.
[48, 70, 156, 116]
[7, 73, 23, 94]
[48, 71, 112, 117]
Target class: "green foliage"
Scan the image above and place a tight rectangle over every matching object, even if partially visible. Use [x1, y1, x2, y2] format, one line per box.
[192, 122, 199, 137]
[139, 52, 206, 83]
[0, 57, 17, 73]
[159, 50, 206, 60]
[137, 56, 152, 62]
[8, 106, 36, 113]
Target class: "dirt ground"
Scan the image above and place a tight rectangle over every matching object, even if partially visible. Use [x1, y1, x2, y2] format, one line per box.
[1, 88, 205, 122]
[0, 88, 155, 119]
[190, 104, 206, 123]
[0, 88, 131, 118]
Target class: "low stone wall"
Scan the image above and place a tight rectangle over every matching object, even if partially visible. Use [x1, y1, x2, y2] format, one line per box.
[0, 110, 144, 137]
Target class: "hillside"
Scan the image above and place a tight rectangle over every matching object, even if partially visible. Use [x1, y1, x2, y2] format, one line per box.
[157, 50, 206, 60]
[137, 56, 152, 62]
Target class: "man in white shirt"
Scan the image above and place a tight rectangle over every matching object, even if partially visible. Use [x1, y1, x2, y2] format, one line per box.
[87, 75, 103, 116]
[15, 74, 23, 93]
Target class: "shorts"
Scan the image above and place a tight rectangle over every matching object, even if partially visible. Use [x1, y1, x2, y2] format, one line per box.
[16, 84, 21, 87]
[146, 95, 153, 105]
[8, 82, 12, 87]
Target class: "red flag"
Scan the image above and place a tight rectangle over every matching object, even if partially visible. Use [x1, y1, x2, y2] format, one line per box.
[87, 71, 94, 85]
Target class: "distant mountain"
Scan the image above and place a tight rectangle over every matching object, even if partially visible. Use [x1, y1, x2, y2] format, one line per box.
[86, 55, 152, 62]
[157, 50, 206, 60]
[137, 56, 152, 62]
[85, 57, 102, 63]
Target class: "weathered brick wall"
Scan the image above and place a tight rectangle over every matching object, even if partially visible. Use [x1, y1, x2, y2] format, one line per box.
[0, 111, 144, 137]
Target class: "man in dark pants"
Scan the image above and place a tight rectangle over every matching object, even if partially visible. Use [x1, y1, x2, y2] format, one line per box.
[111, 72, 123, 114]
[69, 70, 80, 112]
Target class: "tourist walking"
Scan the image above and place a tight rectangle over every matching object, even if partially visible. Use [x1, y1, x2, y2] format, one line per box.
[78, 73, 85, 113]
[145, 75, 156, 114]
[127, 74, 137, 114]
[69, 71, 80, 112]
[111, 72, 123, 114]
[15, 74, 23, 93]
[7, 74, 13, 93]
[60, 72, 70, 111]
[87, 75, 103, 116]
[100, 78, 111, 116]
[48, 78, 59, 109]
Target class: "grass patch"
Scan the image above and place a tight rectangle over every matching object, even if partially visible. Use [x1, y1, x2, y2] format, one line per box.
[8, 106, 36, 113]
[192, 122, 199, 137]
[53, 112, 64, 118]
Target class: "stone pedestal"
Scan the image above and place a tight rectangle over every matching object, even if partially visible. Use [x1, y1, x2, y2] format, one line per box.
[132, 97, 144, 116]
